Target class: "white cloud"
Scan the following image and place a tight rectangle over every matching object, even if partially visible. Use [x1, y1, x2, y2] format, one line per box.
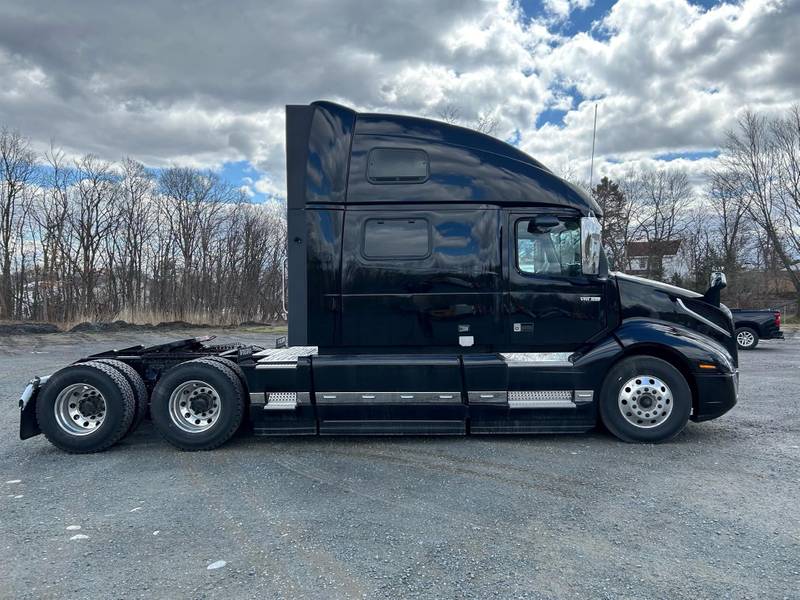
[0, 0, 796, 197]
[543, 0, 594, 20]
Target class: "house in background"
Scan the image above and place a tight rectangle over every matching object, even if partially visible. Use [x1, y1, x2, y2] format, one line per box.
[625, 240, 687, 281]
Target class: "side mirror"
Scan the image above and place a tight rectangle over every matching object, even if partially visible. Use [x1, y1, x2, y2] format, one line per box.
[580, 216, 602, 275]
[710, 271, 727, 289]
[703, 271, 727, 307]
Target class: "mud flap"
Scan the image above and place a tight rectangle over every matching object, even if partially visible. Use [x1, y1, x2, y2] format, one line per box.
[19, 376, 47, 440]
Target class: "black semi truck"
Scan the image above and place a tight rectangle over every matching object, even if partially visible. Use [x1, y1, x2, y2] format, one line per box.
[18, 101, 739, 453]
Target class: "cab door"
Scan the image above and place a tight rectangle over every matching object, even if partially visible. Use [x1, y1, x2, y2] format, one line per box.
[504, 209, 608, 351]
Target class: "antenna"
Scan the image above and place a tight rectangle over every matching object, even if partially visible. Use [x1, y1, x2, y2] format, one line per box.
[589, 103, 598, 189]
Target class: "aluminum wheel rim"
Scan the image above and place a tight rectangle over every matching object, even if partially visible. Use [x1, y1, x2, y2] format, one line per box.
[54, 383, 107, 436]
[618, 375, 673, 429]
[737, 330, 755, 347]
[168, 380, 221, 434]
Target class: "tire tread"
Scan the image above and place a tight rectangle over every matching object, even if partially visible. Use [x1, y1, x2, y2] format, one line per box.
[150, 358, 244, 451]
[36, 361, 136, 453]
[599, 356, 690, 444]
[93, 359, 149, 433]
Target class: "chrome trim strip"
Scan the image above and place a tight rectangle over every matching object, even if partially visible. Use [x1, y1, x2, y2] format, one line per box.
[249, 392, 266, 404]
[501, 352, 573, 367]
[315, 391, 462, 405]
[467, 391, 508, 404]
[675, 298, 732, 337]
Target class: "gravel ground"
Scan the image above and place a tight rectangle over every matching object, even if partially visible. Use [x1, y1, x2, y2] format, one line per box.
[1, 330, 798, 600]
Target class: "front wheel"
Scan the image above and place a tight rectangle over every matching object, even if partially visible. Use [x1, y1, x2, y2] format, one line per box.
[735, 327, 759, 350]
[599, 356, 691, 443]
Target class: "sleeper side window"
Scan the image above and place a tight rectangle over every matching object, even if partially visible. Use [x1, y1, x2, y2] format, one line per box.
[515, 217, 582, 277]
[363, 218, 431, 259]
[367, 148, 429, 184]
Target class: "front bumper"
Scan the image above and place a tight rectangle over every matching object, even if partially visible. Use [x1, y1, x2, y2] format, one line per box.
[19, 375, 48, 440]
[691, 369, 738, 422]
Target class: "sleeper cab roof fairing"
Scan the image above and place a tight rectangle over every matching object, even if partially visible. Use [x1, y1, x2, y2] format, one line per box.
[296, 100, 602, 217]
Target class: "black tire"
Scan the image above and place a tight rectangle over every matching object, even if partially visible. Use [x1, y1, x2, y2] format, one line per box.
[202, 356, 248, 393]
[93, 359, 149, 434]
[150, 358, 245, 451]
[599, 356, 691, 443]
[735, 327, 759, 350]
[36, 361, 136, 453]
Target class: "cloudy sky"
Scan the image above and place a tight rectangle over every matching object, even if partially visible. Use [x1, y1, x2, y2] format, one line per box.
[0, 0, 797, 201]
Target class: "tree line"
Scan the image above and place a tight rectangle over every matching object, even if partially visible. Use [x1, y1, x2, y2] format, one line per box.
[0, 136, 286, 324]
[1, 104, 798, 325]
[590, 105, 800, 314]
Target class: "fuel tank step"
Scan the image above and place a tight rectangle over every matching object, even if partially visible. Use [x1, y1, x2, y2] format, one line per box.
[467, 390, 594, 408]
[263, 392, 300, 410]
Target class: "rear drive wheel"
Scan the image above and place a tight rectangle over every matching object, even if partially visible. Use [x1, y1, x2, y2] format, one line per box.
[36, 361, 136, 453]
[735, 327, 759, 350]
[93, 359, 149, 434]
[599, 356, 691, 443]
[150, 358, 245, 450]
[202, 356, 248, 393]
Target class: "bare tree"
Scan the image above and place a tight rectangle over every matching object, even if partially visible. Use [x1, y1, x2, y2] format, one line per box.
[69, 155, 121, 318]
[116, 158, 156, 312]
[436, 104, 461, 125]
[436, 104, 500, 136]
[772, 105, 800, 274]
[717, 110, 800, 311]
[707, 168, 751, 279]
[0, 128, 37, 318]
[618, 167, 693, 279]
[638, 169, 693, 243]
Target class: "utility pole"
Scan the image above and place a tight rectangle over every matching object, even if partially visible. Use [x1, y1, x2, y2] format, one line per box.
[589, 103, 598, 189]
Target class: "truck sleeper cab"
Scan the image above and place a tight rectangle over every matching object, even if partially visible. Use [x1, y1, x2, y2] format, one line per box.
[18, 102, 739, 453]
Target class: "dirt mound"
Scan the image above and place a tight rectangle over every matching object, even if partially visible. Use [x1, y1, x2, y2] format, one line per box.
[69, 320, 142, 333]
[4, 319, 244, 336]
[68, 320, 217, 333]
[0, 322, 61, 335]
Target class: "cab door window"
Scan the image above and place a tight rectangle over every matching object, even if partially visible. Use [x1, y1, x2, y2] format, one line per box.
[515, 217, 581, 277]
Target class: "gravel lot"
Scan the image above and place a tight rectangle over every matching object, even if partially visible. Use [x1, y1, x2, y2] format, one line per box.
[1, 330, 798, 599]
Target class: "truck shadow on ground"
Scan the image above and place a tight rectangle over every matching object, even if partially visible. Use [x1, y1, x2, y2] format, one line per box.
[105, 420, 723, 454]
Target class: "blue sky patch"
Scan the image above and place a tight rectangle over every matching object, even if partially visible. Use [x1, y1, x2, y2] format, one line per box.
[506, 129, 522, 146]
[518, 0, 615, 38]
[218, 160, 269, 203]
[654, 150, 720, 162]
[536, 107, 568, 128]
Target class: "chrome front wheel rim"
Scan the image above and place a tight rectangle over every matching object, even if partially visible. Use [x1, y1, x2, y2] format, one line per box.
[618, 375, 673, 429]
[54, 383, 107, 436]
[168, 380, 221, 433]
[737, 330, 755, 347]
